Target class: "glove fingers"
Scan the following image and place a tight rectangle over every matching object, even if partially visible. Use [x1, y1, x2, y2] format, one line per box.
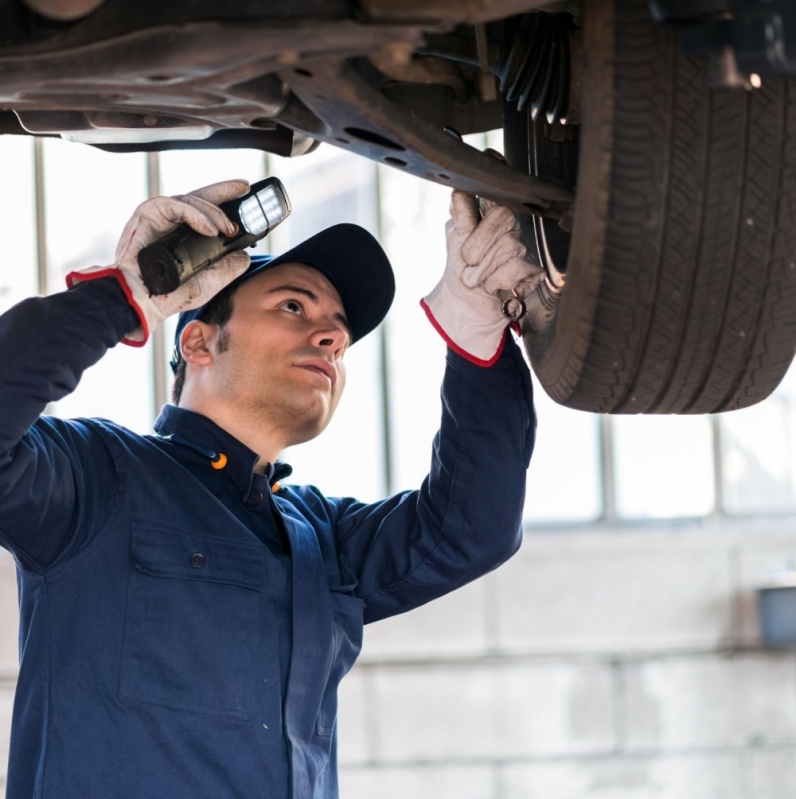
[461, 230, 526, 288]
[170, 251, 251, 311]
[177, 194, 237, 237]
[187, 179, 250, 206]
[450, 190, 481, 233]
[482, 255, 544, 295]
[512, 270, 547, 297]
[150, 197, 222, 237]
[461, 205, 519, 268]
[114, 197, 219, 263]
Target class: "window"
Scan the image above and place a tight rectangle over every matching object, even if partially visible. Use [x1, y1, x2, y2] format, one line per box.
[0, 136, 37, 315]
[525, 373, 602, 523]
[269, 147, 384, 502]
[378, 163, 450, 493]
[721, 364, 796, 514]
[41, 139, 154, 433]
[613, 415, 715, 519]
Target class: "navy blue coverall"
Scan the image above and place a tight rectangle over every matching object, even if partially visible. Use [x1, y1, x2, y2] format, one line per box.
[0, 277, 535, 799]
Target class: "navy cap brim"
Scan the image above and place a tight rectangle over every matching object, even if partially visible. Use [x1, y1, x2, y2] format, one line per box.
[172, 223, 395, 371]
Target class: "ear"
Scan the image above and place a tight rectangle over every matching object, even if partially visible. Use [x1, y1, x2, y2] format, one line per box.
[180, 321, 215, 367]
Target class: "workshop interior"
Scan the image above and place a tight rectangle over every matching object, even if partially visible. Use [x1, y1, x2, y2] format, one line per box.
[2, 0, 796, 795]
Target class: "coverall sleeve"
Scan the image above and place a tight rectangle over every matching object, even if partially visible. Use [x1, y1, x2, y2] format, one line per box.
[0, 279, 139, 571]
[333, 336, 535, 624]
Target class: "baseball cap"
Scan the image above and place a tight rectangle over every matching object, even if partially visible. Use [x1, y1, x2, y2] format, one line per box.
[171, 223, 395, 372]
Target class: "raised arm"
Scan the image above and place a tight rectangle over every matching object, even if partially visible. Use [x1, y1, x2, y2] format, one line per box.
[0, 179, 251, 571]
[330, 335, 534, 623]
[324, 191, 540, 622]
[0, 280, 138, 570]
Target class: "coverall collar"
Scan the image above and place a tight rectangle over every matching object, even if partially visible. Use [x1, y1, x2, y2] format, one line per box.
[153, 404, 292, 500]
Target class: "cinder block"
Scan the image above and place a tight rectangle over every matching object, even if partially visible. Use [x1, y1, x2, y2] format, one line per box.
[0, 554, 19, 676]
[623, 653, 796, 750]
[494, 662, 615, 758]
[337, 668, 370, 766]
[500, 753, 743, 799]
[494, 529, 734, 654]
[339, 764, 495, 799]
[370, 660, 615, 762]
[371, 664, 495, 762]
[360, 579, 488, 662]
[749, 748, 796, 799]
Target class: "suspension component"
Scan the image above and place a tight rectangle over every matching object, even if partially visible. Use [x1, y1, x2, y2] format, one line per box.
[418, 13, 577, 126]
[494, 14, 574, 125]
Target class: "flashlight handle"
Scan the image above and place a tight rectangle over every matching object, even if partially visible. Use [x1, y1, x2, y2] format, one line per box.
[138, 176, 290, 295]
[138, 224, 257, 296]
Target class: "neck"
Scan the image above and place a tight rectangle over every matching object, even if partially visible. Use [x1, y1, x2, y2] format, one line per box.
[179, 392, 285, 472]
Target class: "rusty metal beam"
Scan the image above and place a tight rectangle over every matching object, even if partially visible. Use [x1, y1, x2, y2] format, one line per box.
[280, 59, 574, 216]
[0, 20, 425, 128]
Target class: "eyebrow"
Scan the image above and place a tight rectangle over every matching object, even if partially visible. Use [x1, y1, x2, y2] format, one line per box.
[266, 284, 351, 339]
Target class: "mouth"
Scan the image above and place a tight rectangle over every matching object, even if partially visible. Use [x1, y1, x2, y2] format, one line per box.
[294, 359, 336, 388]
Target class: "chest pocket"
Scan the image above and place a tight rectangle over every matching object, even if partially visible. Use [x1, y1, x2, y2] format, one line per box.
[119, 524, 262, 721]
[316, 591, 364, 737]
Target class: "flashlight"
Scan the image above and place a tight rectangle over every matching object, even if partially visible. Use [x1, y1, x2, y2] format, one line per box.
[138, 177, 291, 296]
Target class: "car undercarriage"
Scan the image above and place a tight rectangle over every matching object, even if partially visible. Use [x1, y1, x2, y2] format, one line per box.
[3, 0, 796, 414]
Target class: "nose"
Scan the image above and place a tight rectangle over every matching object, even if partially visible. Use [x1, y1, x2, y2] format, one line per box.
[309, 319, 348, 354]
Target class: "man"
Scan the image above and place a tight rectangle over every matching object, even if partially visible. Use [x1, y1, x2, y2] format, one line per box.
[0, 178, 540, 798]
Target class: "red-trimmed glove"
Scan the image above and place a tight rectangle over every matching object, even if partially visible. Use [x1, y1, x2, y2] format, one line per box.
[421, 190, 544, 366]
[66, 180, 251, 347]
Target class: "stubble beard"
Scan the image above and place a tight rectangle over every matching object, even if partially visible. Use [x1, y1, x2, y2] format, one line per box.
[243, 373, 333, 448]
[218, 339, 335, 447]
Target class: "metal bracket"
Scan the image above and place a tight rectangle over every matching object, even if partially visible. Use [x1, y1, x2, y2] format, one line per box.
[278, 58, 574, 217]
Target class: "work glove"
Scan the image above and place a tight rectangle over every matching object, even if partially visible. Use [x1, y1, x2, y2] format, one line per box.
[421, 190, 545, 366]
[66, 179, 251, 347]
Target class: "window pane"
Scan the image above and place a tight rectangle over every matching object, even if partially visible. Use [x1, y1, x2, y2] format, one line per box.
[0, 136, 37, 315]
[378, 164, 450, 493]
[721, 363, 796, 514]
[159, 149, 266, 197]
[43, 139, 146, 290]
[268, 145, 379, 250]
[614, 415, 715, 518]
[271, 147, 384, 501]
[524, 373, 602, 523]
[42, 139, 154, 433]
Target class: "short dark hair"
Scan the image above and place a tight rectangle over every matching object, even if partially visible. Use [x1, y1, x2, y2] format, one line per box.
[171, 281, 239, 405]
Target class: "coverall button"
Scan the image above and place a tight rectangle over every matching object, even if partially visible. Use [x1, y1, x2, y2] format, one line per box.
[189, 552, 206, 568]
[247, 487, 264, 506]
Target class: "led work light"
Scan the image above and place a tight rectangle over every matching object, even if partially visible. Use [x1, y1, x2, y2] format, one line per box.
[138, 177, 291, 295]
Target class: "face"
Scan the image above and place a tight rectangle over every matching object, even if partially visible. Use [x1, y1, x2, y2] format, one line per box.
[186, 263, 350, 446]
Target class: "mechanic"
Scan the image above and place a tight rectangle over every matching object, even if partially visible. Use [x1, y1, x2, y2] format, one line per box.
[0, 178, 540, 799]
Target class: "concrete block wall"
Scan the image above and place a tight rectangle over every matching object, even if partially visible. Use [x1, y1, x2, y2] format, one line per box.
[1, 520, 796, 797]
[339, 519, 796, 799]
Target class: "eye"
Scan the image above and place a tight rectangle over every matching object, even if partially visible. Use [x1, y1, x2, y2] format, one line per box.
[281, 299, 303, 315]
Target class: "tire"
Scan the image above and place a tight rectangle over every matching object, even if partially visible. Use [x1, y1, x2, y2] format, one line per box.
[505, 0, 796, 414]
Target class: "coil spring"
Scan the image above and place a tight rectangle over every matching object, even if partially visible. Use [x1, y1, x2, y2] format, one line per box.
[494, 13, 573, 125]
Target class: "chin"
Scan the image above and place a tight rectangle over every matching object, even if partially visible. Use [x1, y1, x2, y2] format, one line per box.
[288, 417, 328, 446]
[287, 401, 333, 444]
[257, 385, 338, 444]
